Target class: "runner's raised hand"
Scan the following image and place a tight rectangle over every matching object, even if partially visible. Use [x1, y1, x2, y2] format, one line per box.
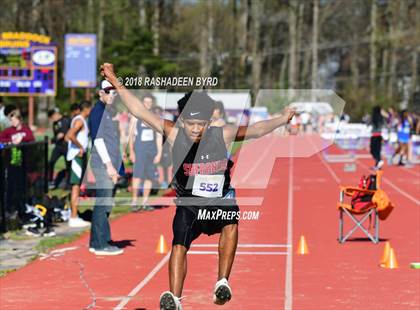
[100, 63, 118, 86]
[283, 106, 297, 123]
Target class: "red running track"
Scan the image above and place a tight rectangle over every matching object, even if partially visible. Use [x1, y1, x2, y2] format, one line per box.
[0, 135, 419, 309]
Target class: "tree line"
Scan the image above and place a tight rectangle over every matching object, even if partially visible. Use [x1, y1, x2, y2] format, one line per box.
[0, 0, 419, 121]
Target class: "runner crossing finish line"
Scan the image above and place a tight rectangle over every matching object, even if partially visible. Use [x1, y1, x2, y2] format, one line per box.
[100, 62, 296, 310]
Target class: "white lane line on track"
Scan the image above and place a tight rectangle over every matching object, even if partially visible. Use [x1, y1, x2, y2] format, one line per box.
[308, 137, 341, 184]
[403, 167, 420, 177]
[316, 141, 419, 206]
[188, 251, 288, 255]
[284, 142, 294, 310]
[113, 252, 171, 310]
[78, 197, 266, 206]
[191, 244, 291, 248]
[240, 136, 275, 184]
[394, 164, 420, 177]
[318, 154, 342, 183]
[357, 161, 420, 205]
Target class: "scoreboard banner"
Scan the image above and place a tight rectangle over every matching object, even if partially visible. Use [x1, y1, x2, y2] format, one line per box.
[64, 34, 97, 88]
[0, 32, 57, 97]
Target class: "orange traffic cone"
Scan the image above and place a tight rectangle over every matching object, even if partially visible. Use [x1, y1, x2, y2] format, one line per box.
[156, 234, 169, 254]
[379, 241, 391, 267]
[296, 235, 309, 255]
[384, 248, 399, 269]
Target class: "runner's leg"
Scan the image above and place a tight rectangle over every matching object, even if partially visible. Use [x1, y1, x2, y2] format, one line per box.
[169, 244, 188, 297]
[218, 223, 238, 280]
[70, 184, 80, 218]
[168, 207, 200, 297]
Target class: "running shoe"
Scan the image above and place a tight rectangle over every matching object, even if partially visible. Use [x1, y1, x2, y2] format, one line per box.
[141, 205, 155, 211]
[131, 204, 154, 212]
[131, 204, 142, 212]
[22, 222, 37, 229]
[68, 217, 90, 228]
[91, 246, 123, 256]
[42, 227, 56, 237]
[90, 240, 118, 252]
[159, 291, 183, 310]
[25, 227, 42, 237]
[213, 278, 232, 305]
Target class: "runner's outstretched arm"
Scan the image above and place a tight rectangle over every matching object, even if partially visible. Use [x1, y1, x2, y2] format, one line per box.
[100, 63, 174, 135]
[223, 106, 295, 143]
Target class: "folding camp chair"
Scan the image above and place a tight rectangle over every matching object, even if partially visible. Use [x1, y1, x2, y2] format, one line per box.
[337, 171, 383, 244]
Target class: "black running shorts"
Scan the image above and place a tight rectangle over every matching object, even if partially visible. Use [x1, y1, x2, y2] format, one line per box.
[172, 203, 239, 250]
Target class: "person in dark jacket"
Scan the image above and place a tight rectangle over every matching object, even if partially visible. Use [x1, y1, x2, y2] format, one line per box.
[0, 108, 35, 225]
[48, 108, 71, 187]
[370, 106, 384, 169]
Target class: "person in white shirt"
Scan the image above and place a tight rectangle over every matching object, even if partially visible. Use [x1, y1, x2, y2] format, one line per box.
[65, 101, 92, 228]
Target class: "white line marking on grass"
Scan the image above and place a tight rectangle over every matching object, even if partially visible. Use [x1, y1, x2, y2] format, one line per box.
[114, 252, 171, 310]
[188, 251, 288, 255]
[191, 244, 291, 248]
[284, 144, 294, 310]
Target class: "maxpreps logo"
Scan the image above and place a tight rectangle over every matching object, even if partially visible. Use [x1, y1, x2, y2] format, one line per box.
[197, 209, 260, 221]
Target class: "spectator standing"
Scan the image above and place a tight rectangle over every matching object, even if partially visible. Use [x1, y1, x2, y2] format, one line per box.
[0, 108, 35, 225]
[65, 101, 92, 228]
[370, 106, 384, 169]
[0, 99, 9, 130]
[300, 111, 311, 133]
[0, 109, 34, 144]
[128, 93, 162, 211]
[211, 101, 227, 127]
[70, 103, 81, 118]
[48, 108, 71, 188]
[154, 105, 173, 189]
[393, 110, 412, 166]
[115, 110, 130, 158]
[88, 81, 125, 255]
